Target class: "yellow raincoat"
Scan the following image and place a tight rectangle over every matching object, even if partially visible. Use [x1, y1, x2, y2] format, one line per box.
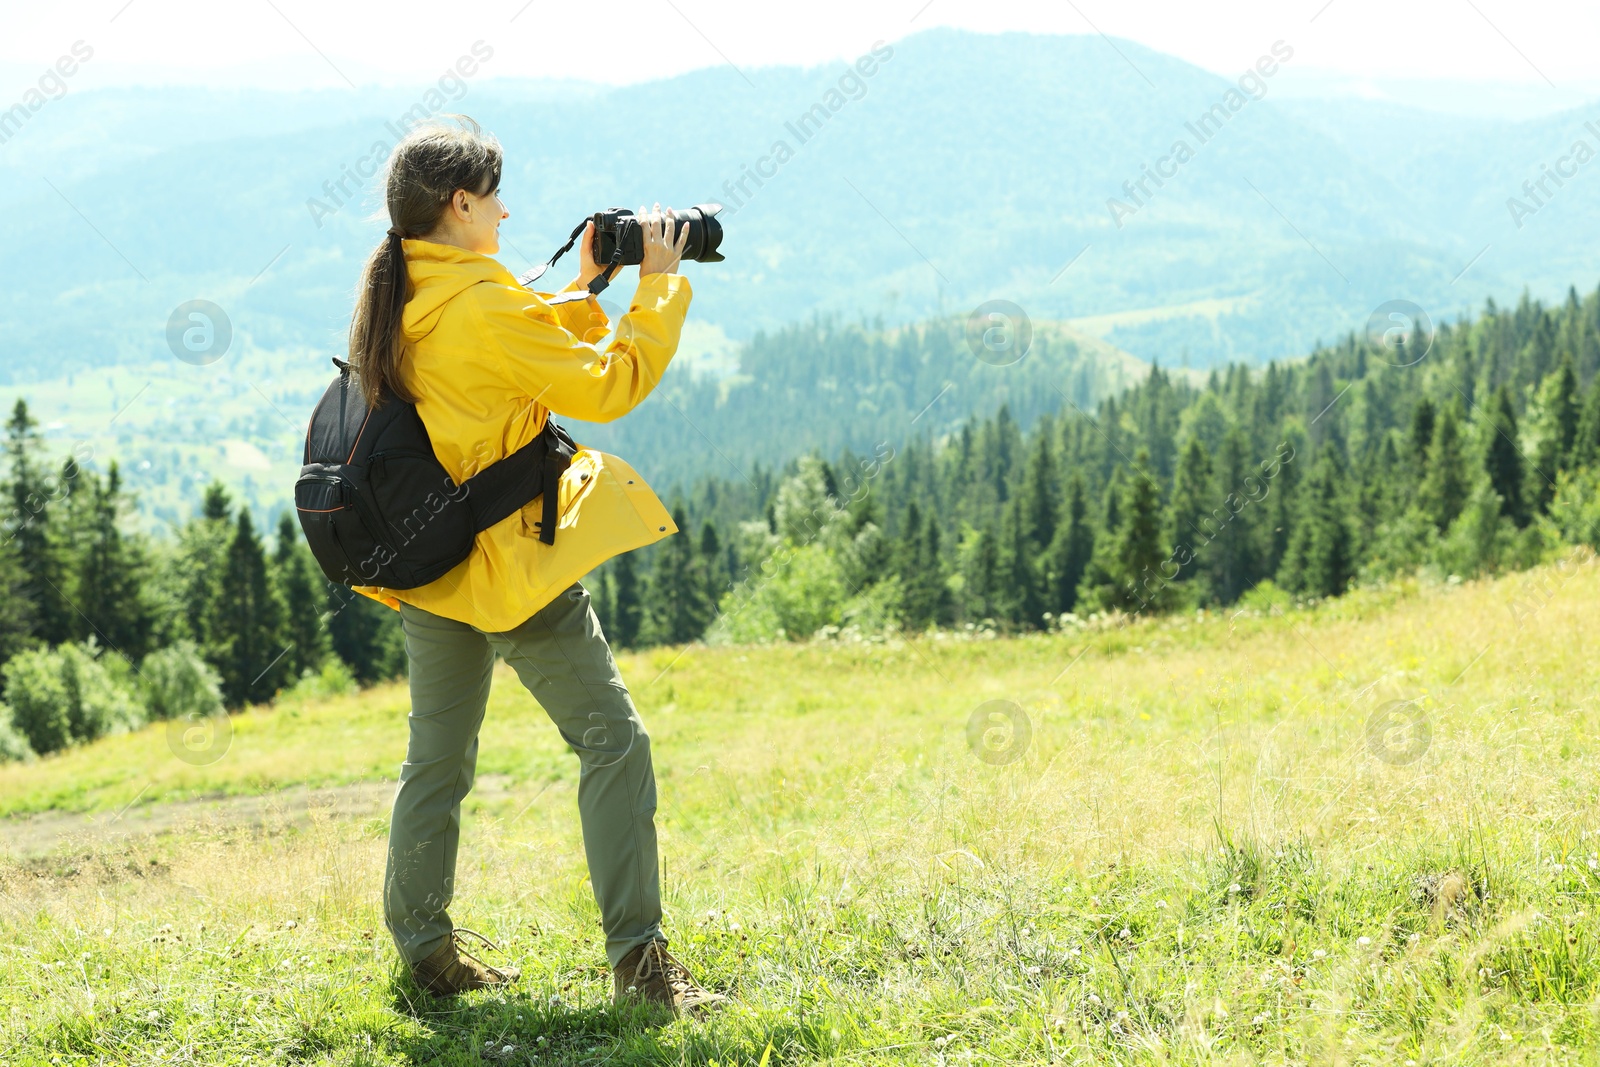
[353, 238, 690, 632]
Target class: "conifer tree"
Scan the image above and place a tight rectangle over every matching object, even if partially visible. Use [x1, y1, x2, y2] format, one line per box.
[1482, 385, 1527, 527]
[1529, 357, 1578, 511]
[1045, 473, 1094, 616]
[1419, 403, 1470, 531]
[5, 400, 71, 645]
[1279, 453, 1352, 598]
[1206, 429, 1262, 604]
[643, 506, 711, 645]
[213, 509, 289, 706]
[1164, 437, 1213, 589]
[1021, 429, 1059, 554]
[72, 463, 154, 661]
[1574, 373, 1600, 469]
[998, 495, 1044, 628]
[609, 551, 644, 648]
[273, 513, 331, 681]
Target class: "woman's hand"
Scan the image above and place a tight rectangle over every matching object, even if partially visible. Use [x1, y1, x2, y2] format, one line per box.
[638, 203, 690, 277]
[574, 219, 621, 289]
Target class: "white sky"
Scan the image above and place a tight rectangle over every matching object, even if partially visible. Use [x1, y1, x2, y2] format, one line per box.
[3, 0, 1597, 114]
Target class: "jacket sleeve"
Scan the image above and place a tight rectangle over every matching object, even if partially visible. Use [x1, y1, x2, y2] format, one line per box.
[471, 273, 692, 423]
[543, 279, 611, 344]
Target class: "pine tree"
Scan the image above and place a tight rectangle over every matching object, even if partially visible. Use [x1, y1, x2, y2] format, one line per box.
[1529, 357, 1578, 511]
[609, 551, 644, 648]
[0, 530, 32, 672]
[1164, 437, 1213, 590]
[698, 521, 727, 615]
[643, 506, 711, 645]
[1082, 453, 1168, 614]
[899, 503, 953, 630]
[273, 513, 331, 681]
[962, 524, 1001, 623]
[72, 463, 154, 661]
[1044, 473, 1094, 616]
[1205, 430, 1261, 605]
[1574, 373, 1600, 469]
[325, 586, 406, 685]
[179, 481, 235, 649]
[1418, 403, 1470, 532]
[998, 495, 1044, 628]
[4, 400, 70, 645]
[213, 509, 289, 706]
[1021, 429, 1059, 554]
[1278, 453, 1352, 598]
[1482, 386, 1528, 527]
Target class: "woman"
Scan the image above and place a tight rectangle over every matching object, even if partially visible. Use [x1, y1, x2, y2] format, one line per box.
[346, 116, 725, 1016]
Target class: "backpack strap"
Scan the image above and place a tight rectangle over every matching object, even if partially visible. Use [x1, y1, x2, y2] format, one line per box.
[458, 418, 579, 545]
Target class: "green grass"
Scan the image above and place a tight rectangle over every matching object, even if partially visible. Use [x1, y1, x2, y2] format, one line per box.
[3, 558, 1600, 1063]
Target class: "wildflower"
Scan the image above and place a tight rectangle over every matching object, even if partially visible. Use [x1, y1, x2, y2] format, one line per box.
[1357, 936, 1371, 946]
[1313, 949, 1326, 959]
[1155, 900, 1168, 909]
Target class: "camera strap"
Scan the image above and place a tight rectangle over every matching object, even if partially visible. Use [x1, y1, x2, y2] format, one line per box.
[515, 218, 628, 298]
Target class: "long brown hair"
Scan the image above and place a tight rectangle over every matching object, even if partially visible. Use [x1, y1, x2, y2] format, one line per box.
[348, 115, 503, 408]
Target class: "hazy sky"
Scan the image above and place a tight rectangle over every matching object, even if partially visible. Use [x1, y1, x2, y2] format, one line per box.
[4, 0, 1597, 115]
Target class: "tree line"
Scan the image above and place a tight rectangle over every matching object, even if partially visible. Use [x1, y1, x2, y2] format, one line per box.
[592, 283, 1600, 643]
[0, 400, 405, 759]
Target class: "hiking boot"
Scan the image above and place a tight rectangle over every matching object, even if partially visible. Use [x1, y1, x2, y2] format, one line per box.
[612, 938, 730, 1016]
[410, 928, 521, 996]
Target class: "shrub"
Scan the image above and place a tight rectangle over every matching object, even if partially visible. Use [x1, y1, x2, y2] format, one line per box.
[2, 642, 145, 756]
[279, 658, 358, 704]
[0, 704, 36, 763]
[139, 641, 225, 722]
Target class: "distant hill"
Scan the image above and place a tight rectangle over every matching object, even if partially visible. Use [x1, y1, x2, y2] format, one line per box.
[5, 27, 1600, 386]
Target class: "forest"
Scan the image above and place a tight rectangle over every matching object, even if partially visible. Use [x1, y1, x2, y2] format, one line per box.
[3, 282, 1599, 761]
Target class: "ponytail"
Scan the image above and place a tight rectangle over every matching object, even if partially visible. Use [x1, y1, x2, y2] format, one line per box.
[347, 115, 503, 409]
[349, 228, 415, 408]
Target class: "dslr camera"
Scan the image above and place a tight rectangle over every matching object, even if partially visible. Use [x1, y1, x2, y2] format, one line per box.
[590, 204, 726, 267]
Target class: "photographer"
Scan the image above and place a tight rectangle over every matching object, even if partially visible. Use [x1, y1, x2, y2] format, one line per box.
[344, 115, 724, 1015]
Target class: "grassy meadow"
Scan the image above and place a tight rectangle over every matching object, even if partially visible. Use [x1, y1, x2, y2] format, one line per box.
[3, 556, 1600, 1064]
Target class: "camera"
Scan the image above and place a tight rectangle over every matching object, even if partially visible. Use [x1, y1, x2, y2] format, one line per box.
[591, 204, 726, 267]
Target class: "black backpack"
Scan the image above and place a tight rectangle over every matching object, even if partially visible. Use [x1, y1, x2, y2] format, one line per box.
[294, 357, 579, 589]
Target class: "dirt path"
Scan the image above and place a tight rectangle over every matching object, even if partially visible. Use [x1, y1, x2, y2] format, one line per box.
[0, 775, 514, 857]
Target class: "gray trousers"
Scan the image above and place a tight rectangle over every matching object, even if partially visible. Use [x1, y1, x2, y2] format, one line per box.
[383, 582, 662, 970]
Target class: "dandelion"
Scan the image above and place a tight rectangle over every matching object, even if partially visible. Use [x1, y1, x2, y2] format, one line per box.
[1155, 900, 1168, 909]
[1357, 936, 1371, 946]
[1313, 949, 1326, 959]
[1119, 928, 1132, 939]
[285, 920, 297, 929]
